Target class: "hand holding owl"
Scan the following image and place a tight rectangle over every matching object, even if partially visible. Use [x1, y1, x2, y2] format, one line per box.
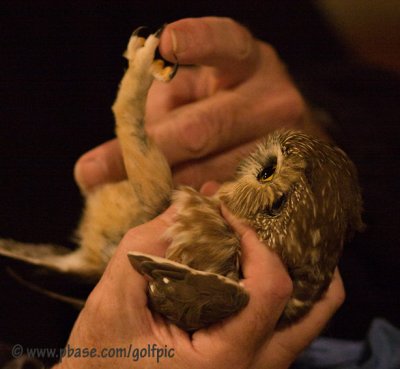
[74, 17, 329, 193]
[0, 16, 354, 369]
[55, 203, 344, 369]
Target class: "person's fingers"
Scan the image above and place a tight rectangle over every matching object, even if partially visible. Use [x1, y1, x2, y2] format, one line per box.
[148, 85, 289, 167]
[116, 205, 176, 260]
[73, 131, 255, 192]
[96, 206, 177, 308]
[146, 66, 208, 124]
[148, 62, 304, 167]
[199, 181, 221, 196]
[250, 269, 345, 368]
[74, 139, 126, 193]
[194, 209, 292, 355]
[159, 17, 260, 89]
[74, 17, 308, 190]
[171, 140, 258, 187]
[221, 206, 292, 291]
[270, 269, 345, 353]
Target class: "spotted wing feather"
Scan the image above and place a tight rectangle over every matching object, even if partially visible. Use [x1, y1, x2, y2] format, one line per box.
[128, 251, 249, 331]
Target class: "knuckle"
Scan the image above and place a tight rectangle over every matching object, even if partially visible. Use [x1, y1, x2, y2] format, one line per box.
[266, 271, 294, 303]
[84, 283, 108, 318]
[273, 88, 307, 130]
[220, 18, 254, 60]
[282, 88, 307, 122]
[176, 110, 215, 157]
[257, 82, 307, 130]
[173, 162, 205, 188]
[331, 281, 346, 309]
[122, 227, 142, 245]
[259, 41, 280, 65]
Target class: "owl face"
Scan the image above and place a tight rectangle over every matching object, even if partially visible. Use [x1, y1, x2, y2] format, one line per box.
[218, 130, 363, 270]
[219, 132, 305, 219]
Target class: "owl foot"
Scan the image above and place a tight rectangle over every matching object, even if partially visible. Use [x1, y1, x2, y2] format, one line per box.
[128, 251, 249, 331]
[124, 26, 178, 82]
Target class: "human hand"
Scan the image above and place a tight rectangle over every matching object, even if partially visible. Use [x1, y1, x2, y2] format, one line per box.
[55, 187, 344, 369]
[74, 17, 329, 193]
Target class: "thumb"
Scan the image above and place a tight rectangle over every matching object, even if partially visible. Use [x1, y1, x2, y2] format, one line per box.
[194, 207, 292, 353]
[74, 139, 126, 193]
[160, 17, 260, 89]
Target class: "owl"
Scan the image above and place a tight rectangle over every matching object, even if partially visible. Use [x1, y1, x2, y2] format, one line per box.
[129, 129, 364, 330]
[0, 28, 364, 331]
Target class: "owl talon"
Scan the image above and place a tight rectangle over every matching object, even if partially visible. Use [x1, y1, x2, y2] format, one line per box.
[154, 24, 167, 38]
[123, 27, 146, 61]
[151, 58, 178, 82]
[152, 24, 179, 81]
[132, 26, 148, 37]
[123, 26, 178, 81]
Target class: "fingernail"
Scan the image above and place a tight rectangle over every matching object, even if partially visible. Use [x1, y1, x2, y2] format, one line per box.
[170, 29, 186, 55]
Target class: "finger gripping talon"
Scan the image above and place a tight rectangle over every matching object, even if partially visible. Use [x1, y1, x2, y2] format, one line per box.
[151, 59, 179, 82]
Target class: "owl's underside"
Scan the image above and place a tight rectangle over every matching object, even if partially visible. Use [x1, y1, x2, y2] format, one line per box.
[0, 29, 364, 331]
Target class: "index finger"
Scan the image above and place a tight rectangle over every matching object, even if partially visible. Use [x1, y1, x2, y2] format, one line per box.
[194, 208, 293, 353]
[160, 17, 260, 88]
[250, 269, 345, 368]
[102, 206, 176, 286]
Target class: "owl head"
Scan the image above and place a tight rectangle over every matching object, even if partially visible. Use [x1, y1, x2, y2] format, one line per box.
[218, 130, 364, 275]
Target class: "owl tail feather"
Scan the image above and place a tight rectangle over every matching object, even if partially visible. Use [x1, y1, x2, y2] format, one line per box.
[128, 251, 249, 331]
[0, 239, 98, 305]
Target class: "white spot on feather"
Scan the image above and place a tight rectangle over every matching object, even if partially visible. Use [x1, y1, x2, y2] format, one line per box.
[311, 229, 321, 246]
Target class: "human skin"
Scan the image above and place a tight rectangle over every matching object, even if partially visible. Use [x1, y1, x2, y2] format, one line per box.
[63, 17, 344, 369]
[74, 17, 329, 194]
[54, 183, 344, 369]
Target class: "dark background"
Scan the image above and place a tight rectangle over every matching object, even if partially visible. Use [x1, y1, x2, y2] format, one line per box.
[0, 0, 399, 359]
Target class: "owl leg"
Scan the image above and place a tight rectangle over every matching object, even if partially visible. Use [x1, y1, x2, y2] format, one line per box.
[111, 28, 176, 218]
[0, 28, 178, 304]
[128, 251, 249, 331]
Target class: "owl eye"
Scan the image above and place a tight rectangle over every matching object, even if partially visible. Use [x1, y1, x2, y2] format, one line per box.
[257, 164, 276, 183]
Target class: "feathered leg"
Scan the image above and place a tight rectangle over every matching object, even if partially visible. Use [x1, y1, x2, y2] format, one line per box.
[128, 187, 249, 331]
[0, 28, 176, 301]
[111, 29, 174, 218]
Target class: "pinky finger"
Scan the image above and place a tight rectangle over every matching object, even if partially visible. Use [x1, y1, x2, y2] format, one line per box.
[251, 268, 345, 368]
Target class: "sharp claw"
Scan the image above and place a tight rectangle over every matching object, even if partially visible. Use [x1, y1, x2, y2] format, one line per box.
[169, 57, 179, 79]
[154, 23, 168, 38]
[131, 26, 147, 37]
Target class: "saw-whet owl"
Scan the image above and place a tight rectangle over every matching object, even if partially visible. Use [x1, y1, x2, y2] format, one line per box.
[0, 27, 364, 331]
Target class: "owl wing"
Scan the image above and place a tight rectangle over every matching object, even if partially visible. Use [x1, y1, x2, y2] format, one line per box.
[0, 239, 97, 306]
[128, 251, 249, 331]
